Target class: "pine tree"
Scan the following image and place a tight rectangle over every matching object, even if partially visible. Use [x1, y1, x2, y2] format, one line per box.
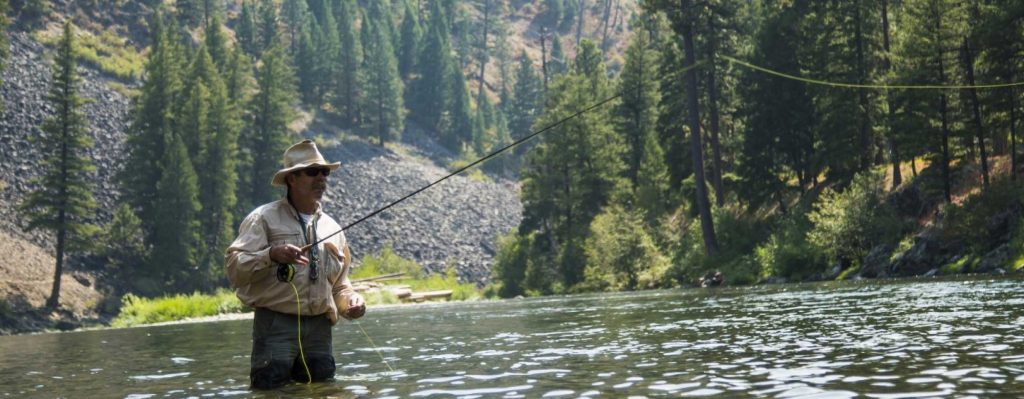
[150, 131, 202, 293]
[361, 12, 405, 145]
[896, 0, 968, 202]
[398, 0, 422, 81]
[176, 0, 203, 28]
[315, 0, 341, 105]
[236, 0, 257, 56]
[198, 57, 240, 289]
[204, 16, 229, 69]
[20, 22, 99, 308]
[447, 62, 475, 151]
[635, 129, 671, 224]
[281, 0, 309, 53]
[519, 40, 626, 290]
[540, 0, 563, 30]
[178, 48, 214, 159]
[122, 14, 185, 240]
[248, 46, 297, 206]
[615, 26, 660, 192]
[410, 1, 455, 136]
[227, 48, 255, 214]
[507, 51, 542, 157]
[548, 33, 567, 76]
[257, 0, 279, 54]
[737, 4, 816, 211]
[333, 0, 361, 124]
[295, 22, 319, 104]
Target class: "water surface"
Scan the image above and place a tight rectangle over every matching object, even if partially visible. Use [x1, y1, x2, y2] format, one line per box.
[3, 276, 1024, 398]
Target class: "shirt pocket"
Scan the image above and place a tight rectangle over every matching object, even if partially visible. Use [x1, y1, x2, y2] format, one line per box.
[267, 230, 302, 246]
[322, 248, 342, 280]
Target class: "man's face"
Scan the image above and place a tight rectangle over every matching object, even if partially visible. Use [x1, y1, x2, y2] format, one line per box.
[288, 166, 330, 202]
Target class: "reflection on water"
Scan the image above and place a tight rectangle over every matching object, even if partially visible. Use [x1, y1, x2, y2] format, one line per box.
[3, 276, 1024, 398]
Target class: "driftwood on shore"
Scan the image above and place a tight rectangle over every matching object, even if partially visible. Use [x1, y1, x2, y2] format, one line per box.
[351, 274, 453, 302]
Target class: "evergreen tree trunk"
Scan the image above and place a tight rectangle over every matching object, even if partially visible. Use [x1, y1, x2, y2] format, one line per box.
[477, 0, 490, 103]
[882, 0, 901, 188]
[937, 14, 952, 203]
[940, 91, 952, 203]
[48, 222, 64, 308]
[705, 16, 724, 207]
[600, 0, 613, 51]
[540, 27, 549, 92]
[962, 39, 989, 189]
[576, 0, 585, 47]
[855, 0, 871, 171]
[1012, 91, 1019, 180]
[680, 0, 718, 255]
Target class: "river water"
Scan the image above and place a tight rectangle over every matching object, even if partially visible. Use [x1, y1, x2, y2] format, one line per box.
[3, 277, 1024, 398]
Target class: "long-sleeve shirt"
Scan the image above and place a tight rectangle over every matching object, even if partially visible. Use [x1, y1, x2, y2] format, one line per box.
[225, 198, 357, 320]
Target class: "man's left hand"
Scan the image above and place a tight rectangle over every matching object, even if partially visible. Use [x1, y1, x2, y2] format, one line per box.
[345, 294, 366, 319]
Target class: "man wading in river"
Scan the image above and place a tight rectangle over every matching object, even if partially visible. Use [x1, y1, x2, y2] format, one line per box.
[225, 139, 366, 389]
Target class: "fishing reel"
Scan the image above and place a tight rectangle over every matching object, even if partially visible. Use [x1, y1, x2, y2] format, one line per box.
[275, 255, 319, 283]
[276, 263, 296, 282]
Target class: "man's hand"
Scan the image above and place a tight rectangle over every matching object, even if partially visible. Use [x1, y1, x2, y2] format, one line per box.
[270, 244, 309, 266]
[345, 294, 366, 319]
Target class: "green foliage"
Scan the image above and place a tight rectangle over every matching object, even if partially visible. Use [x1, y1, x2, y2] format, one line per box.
[352, 245, 425, 280]
[332, 0, 361, 123]
[491, 230, 533, 298]
[755, 213, 827, 281]
[942, 178, 1024, 254]
[361, 9, 405, 145]
[448, 156, 491, 183]
[351, 246, 481, 302]
[808, 171, 906, 266]
[111, 289, 247, 327]
[150, 131, 202, 294]
[519, 41, 627, 289]
[247, 46, 296, 206]
[100, 204, 146, 288]
[236, 0, 257, 55]
[21, 0, 49, 22]
[581, 205, 671, 291]
[671, 204, 763, 286]
[398, 0, 421, 80]
[1009, 220, 1024, 271]
[123, 13, 184, 241]
[36, 24, 144, 81]
[410, 1, 454, 135]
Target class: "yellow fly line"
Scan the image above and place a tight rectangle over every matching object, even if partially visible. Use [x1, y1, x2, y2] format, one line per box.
[720, 55, 1024, 90]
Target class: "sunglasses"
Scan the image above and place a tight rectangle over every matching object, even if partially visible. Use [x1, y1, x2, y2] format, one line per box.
[299, 167, 331, 177]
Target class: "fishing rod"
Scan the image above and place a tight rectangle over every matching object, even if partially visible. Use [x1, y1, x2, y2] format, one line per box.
[298, 60, 706, 253]
[300, 92, 621, 253]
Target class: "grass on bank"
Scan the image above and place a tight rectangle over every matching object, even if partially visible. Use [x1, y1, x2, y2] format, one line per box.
[112, 289, 246, 328]
[36, 25, 145, 81]
[112, 247, 483, 327]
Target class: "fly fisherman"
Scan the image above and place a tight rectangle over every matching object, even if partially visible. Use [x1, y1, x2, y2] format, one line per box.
[225, 139, 366, 389]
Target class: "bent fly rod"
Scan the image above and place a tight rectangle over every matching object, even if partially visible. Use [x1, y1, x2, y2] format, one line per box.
[299, 93, 621, 253]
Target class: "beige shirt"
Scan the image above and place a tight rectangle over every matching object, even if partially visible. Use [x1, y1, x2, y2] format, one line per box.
[225, 198, 356, 320]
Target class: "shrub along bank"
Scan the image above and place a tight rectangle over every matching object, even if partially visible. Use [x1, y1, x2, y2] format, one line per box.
[111, 248, 483, 328]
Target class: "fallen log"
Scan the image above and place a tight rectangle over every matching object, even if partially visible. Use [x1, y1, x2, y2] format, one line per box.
[404, 290, 453, 303]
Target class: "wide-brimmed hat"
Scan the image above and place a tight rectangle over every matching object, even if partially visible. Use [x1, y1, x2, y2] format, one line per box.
[271, 139, 341, 186]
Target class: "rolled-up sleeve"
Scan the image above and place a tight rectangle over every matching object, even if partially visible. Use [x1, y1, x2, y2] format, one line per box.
[225, 211, 273, 288]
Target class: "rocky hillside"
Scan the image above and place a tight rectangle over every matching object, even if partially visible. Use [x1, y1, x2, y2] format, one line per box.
[0, 12, 523, 296]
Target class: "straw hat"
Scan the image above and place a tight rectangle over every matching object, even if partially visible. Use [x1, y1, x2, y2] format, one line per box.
[271, 139, 341, 187]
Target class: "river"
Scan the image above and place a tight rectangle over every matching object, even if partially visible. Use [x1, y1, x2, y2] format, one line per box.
[3, 276, 1023, 398]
